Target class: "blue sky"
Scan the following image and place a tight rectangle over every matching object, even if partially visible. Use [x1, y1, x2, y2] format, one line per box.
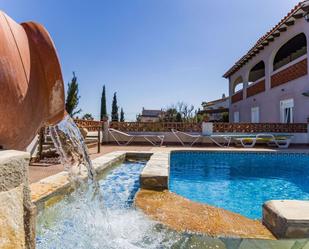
[1, 0, 300, 120]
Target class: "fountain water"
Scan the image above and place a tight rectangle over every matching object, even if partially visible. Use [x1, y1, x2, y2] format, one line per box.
[49, 114, 110, 217]
[49, 115, 95, 182]
[49, 114, 118, 238]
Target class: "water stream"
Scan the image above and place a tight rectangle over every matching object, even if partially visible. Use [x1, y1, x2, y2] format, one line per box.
[49, 115, 95, 182]
[48, 114, 115, 243]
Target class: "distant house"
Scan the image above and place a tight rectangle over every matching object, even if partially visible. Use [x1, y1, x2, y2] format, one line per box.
[137, 108, 165, 122]
[201, 94, 229, 122]
[224, 1, 309, 123]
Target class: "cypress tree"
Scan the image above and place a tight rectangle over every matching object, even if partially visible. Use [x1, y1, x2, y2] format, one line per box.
[100, 85, 107, 120]
[120, 108, 125, 122]
[65, 72, 81, 117]
[111, 92, 119, 122]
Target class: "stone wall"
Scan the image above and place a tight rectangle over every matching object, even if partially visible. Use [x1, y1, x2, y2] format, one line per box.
[0, 150, 35, 249]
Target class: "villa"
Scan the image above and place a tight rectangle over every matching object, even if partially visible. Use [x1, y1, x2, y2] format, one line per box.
[201, 94, 229, 122]
[137, 108, 165, 122]
[224, 1, 309, 124]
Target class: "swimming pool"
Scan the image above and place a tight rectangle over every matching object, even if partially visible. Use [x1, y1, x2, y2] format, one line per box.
[170, 151, 309, 219]
[36, 156, 309, 248]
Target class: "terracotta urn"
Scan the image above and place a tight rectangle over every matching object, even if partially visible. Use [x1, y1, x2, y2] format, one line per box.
[0, 11, 65, 150]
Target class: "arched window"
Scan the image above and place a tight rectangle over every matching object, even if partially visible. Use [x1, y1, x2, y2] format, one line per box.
[233, 76, 244, 93]
[273, 33, 307, 71]
[249, 61, 265, 84]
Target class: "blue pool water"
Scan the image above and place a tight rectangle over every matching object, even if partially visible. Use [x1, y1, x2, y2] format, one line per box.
[170, 152, 309, 219]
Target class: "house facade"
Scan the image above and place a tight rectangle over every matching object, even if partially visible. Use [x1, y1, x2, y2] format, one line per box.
[137, 108, 165, 122]
[201, 94, 229, 122]
[224, 1, 309, 123]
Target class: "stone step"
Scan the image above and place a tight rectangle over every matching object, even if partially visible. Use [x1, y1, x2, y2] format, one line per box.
[263, 200, 309, 239]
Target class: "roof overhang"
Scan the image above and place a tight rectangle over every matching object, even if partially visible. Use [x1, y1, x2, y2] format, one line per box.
[223, 1, 308, 79]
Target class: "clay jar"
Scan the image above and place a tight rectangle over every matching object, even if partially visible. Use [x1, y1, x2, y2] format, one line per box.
[0, 11, 65, 150]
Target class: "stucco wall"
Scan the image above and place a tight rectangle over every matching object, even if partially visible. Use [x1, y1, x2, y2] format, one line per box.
[228, 17, 309, 123]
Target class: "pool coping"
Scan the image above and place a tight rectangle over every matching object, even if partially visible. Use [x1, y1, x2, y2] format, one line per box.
[140, 152, 169, 190]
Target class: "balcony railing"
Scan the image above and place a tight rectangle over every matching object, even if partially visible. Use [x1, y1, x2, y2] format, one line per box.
[247, 79, 265, 98]
[231, 90, 243, 103]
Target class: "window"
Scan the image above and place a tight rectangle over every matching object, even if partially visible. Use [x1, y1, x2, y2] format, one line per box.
[234, 111, 240, 123]
[280, 99, 294, 123]
[251, 107, 260, 123]
[274, 33, 307, 71]
[249, 61, 265, 84]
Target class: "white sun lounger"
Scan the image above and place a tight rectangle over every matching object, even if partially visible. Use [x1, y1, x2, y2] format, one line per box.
[172, 129, 293, 149]
[108, 128, 164, 146]
[171, 129, 232, 147]
[233, 133, 293, 149]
